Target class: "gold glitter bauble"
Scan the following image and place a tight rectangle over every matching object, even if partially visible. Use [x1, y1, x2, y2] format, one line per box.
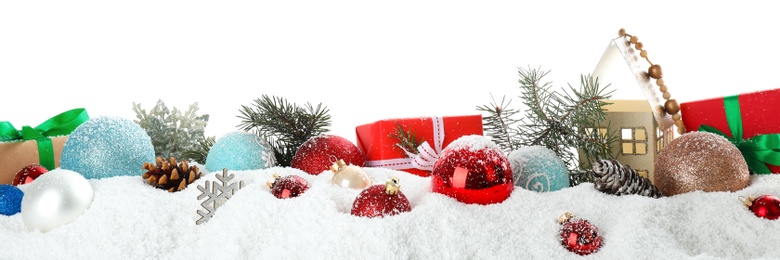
[654, 132, 750, 196]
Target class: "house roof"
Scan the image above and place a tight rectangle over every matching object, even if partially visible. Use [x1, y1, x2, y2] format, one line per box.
[603, 99, 652, 112]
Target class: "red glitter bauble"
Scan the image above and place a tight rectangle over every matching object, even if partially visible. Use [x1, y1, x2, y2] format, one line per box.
[559, 213, 603, 256]
[13, 164, 49, 186]
[291, 134, 365, 175]
[351, 178, 411, 218]
[268, 175, 309, 199]
[746, 195, 780, 220]
[431, 135, 513, 205]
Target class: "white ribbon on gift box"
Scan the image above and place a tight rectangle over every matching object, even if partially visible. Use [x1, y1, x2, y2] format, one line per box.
[365, 116, 445, 171]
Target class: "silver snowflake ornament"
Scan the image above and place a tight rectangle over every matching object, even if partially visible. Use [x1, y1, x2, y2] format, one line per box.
[196, 168, 245, 225]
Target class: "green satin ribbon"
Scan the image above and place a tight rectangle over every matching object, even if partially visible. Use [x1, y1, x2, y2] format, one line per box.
[0, 108, 89, 170]
[699, 95, 780, 174]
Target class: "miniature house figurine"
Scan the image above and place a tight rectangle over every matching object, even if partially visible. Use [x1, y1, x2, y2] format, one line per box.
[583, 100, 674, 183]
[585, 35, 678, 184]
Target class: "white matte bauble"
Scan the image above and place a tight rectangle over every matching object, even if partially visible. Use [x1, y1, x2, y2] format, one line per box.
[21, 169, 94, 232]
[329, 159, 372, 189]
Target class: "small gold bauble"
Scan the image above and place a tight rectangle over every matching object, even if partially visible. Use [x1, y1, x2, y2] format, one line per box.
[648, 64, 663, 79]
[630, 36, 639, 44]
[330, 159, 372, 189]
[664, 99, 680, 115]
[618, 28, 626, 36]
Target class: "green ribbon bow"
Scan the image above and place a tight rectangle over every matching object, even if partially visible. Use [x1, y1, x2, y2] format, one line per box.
[0, 108, 89, 170]
[699, 95, 780, 174]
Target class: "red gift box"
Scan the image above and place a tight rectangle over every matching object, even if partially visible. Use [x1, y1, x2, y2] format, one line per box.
[355, 115, 483, 176]
[680, 88, 780, 174]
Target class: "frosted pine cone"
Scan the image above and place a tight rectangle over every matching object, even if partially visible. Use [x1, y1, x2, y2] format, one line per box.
[142, 157, 202, 192]
[592, 159, 662, 198]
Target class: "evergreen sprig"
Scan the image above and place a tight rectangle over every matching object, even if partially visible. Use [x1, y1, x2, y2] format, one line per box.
[133, 100, 213, 164]
[389, 122, 422, 155]
[478, 66, 619, 185]
[237, 94, 331, 166]
[477, 94, 521, 153]
[180, 136, 216, 165]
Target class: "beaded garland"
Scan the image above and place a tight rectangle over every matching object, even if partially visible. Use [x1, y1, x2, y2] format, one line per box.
[618, 28, 685, 134]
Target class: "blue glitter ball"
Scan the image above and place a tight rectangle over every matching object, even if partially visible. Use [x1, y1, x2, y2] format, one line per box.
[205, 131, 275, 172]
[0, 184, 24, 216]
[508, 146, 570, 192]
[60, 116, 156, 179]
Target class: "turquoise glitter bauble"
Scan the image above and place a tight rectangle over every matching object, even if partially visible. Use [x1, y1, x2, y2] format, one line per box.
[508, 146, 570, 192]
[205, 131, 275, 172]
[60, 116, 156, 179]
[0, 184, 24, 216]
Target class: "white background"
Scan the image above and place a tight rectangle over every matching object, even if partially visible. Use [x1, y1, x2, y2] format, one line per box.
[2, 1, 778, 143]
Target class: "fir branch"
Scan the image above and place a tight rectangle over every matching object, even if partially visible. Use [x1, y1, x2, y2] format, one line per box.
[477, 94, 521, 152]
[236, 94, 331, 166]
[389, 122, 422, 155]
[512, 66, 618, 186]
[181, 136, 216, 164]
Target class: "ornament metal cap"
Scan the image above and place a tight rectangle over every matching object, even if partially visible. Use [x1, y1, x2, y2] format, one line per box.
[385, 177, 400, 195]
[330, 159, 347, 173]
[739, 196, 755, 208]
[266, 173, 280, 189]
[559, 211, 574, 224]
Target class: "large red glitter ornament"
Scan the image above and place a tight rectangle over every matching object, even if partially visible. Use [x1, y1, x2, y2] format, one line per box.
[430, 135, 513, 205]
[13, 164, 49, 186]
[743, 195, 780, 220]
[351, 177, 411, 218]
[559, 212, 603, 256]
[291, 134, 365, 175]
[266, 174, 310, 199]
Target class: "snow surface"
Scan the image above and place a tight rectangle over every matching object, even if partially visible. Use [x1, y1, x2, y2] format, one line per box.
[1, 166, 780, 259]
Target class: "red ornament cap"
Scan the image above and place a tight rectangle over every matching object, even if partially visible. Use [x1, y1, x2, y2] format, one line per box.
[559, 212, 603, 256]
[742, 195, 780, 220]
[13, 164, 49, 186]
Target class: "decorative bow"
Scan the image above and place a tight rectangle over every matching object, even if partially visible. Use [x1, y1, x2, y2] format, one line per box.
[366, 116, 445, 172]
[0, 108, 89, 170]
[699, 95, 780, 174]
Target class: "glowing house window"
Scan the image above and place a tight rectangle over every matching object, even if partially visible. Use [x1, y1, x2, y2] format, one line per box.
[621, 127, 647, 155]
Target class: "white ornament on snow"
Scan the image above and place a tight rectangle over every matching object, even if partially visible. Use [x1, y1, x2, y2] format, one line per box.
[21, 169, 94, 232]
[196, 168, 245, 225]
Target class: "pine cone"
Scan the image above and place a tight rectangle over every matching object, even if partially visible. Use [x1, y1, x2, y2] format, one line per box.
[592, 159, 663, 198]
[142, 157, 202, 192]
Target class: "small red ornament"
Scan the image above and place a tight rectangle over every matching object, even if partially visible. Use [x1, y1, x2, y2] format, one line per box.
[559, 212, 603, 256]
[13, 164, 49, 186]
[742, 195, 780, 220]
[431, 135, 513, 205]
[291, 134, 365, 175]
[351, 177, 411, 218]
[266, 174, 310, 199]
